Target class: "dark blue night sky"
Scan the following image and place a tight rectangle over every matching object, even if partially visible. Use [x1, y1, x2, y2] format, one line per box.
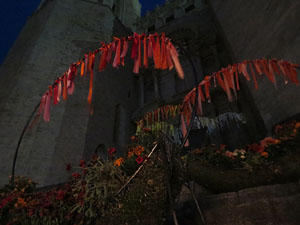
[0, 0, 165, 65]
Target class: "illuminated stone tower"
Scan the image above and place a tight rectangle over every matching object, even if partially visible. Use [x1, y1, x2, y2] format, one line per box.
[0, 0, 141, 187]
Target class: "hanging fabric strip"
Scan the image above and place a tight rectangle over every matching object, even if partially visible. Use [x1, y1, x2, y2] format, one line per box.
[53, 84, 58, 105]
[121, 38, 128, 66]
[81, 60, 85, 77]
[222, 67, 235, 99]
[148, 35, 154, 59]
[228, 66, 237, 98]
[99, 44, 107, 71]
[277, 60, 289, 84]
[29, 93, 47, 128]
[160, 33, 168, 70]
[153, 33, 161, 69]
[260, 59, 275, 83]
[181, 114, 189, 147]
[233, 64, 240, 91]
[204, 78, 211, 102]
[87, 53, 95, 104]
[253, 60, 263, 75]
[190, 90, 196, 108]
[63, 73, 68, 100]
[106, 43, 113, 64]
[249, 61, 259, 90]
[84, 54, 88, 76]
[222, 71, 233, 102]
[239, 62, 251, 81]
[197, 86, 203, 116]
[286, 62, 299, 85]
[131, 33, 139, 60]
[143, 35, 148, 68]
[216, 72, 226, 91]
[43, 91, 52, 122]
[268, 60, 277, 89]
[113, 37, 121, 68]
[169, 41, 184, 79]
[87, 68, 94, 104]
[38, 94, 47, 116]
[213, 75, 217, 87]
[166, 41, 174, 70]
[57, 79, 62, 102]
[270, 60, 281, 76]
[133, 35, 142, 74]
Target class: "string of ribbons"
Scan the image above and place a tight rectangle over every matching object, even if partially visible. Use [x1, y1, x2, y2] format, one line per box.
[193, 112, 245, 133]
[180, 58, 299, 146]
[34, 33, 185, 124]
[136, 104, 181, 132]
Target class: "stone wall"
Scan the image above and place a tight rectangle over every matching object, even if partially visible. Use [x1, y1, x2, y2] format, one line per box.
[176, 181, 300, 225]
[0, 0, 138, 187]
[208, 0, 300, 132]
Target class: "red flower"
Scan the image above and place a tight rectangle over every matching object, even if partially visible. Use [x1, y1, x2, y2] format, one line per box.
[136, 156, 144, 164]
[65, 213, 72, 220]
[39, 211, 44, 217]
[219, 144, 226, 151]
[28, 209, 34, 217]
[0, 196, 13, 209]
[143, 127, 151, 132]
[108, 147, 116, 155]
[66, 163, 71, 171]
[72, 173, 80, 179]
[56, 190, 66, 200]
[79, 160, 85, 167]
[275, 125, 283, 134]
[92, 154, 98, 161]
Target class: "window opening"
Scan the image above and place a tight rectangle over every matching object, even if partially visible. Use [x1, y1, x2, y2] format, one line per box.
[166, 15, 175, 23]
[185, 5, 195, 13]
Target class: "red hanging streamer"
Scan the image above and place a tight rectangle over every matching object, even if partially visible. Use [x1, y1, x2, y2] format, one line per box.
[43, 89, 52, 122]
[121, 38, 128, 66]
[249, 62, 259, 90]
[63, 73, 68, 100]
[166, 40, 174, 70]
[153, 33, 161, 69]
[181, 114, 189, 147]
[106, 43, 113, 64]
[239, 62, 251, 81]
[113, 37, 121, 68]
[99, 43, 107, 71]
[148, 35, 154, 59]
[133, 34, 142, 74]
[84, 54, 88, 76]
[197, 86, 203, 116]
[87, 53, 95, 104]
[216, 72, 226, 91]
[81, 60, 85, 77]
[169, 41, 184, 79]
[143, 35, 148, 68]
[53, 83, 58, 105]
[160, 33, 168, 70]
[131, 33, 139, 60]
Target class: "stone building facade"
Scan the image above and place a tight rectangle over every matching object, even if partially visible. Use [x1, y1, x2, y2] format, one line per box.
[0, 0, 299, 188]
[134, 0, 264, 149]
[0, 0, 141, 187]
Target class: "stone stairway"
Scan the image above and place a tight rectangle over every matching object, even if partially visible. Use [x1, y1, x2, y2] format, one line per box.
[175, 181, 300, 225]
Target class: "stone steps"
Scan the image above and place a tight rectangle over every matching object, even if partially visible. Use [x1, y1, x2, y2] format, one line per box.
[203, 194, 300, 225]
[175, 181, 300, 225]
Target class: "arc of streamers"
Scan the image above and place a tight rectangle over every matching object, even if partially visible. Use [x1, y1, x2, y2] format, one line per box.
[180, 58, 299, 146]
[33, 33, 185, 124]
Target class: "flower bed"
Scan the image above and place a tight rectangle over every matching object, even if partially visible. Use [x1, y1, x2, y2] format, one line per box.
[0, 132, 179, 225]
[186, 121, 300, 193]
[1, 122, 300, 224]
